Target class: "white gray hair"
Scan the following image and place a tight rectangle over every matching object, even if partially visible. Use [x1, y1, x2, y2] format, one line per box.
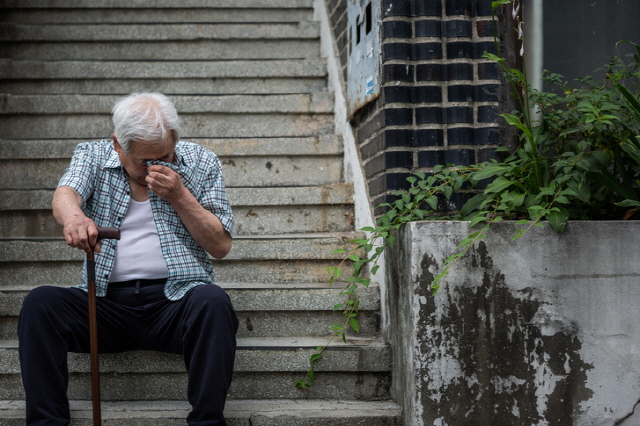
[112, 92, 180, 152]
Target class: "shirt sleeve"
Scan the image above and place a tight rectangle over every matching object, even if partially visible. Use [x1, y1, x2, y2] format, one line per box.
[198, 151, 235, 238]
[57, 142, 98, 206]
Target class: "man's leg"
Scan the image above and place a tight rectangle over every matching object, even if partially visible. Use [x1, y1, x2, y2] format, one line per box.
[145, 284, 239, 426]
[18, 286, 137, 425]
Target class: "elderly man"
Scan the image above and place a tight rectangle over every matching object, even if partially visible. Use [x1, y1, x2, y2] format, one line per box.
[18, 92, 238, 426]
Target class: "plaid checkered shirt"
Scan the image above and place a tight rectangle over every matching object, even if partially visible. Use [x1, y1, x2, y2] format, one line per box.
[58, 140, 234, 301]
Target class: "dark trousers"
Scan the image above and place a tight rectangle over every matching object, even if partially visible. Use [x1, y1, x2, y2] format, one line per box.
[17, 282, 239, 426]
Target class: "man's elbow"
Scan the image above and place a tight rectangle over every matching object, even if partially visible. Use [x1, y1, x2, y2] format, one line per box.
[209, 234, 232, 259]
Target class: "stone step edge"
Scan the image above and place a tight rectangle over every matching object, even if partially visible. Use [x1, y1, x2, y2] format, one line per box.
[1, 281, 377, 291]
[0, 0, 314, 10]
[0, 184, 354, 210]
[0, 58, 327, 79]
[0, 22, 320, 42]
[0, 136, 341, 159]
[0, 93, 334, 114]
[0, 337, 391, 375]
[0, 283, 381, 314]
[0, 399, 402, 421]
[0, 336, 386, 350]
[0, 233, 366, 262]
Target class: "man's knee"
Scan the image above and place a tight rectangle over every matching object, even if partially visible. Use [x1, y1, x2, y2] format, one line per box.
[185, 285, 238, 330]
[22, 286, 68, 313]
[188, 284, 233, 310]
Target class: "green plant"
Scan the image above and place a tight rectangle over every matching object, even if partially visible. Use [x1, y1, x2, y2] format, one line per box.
[297, 0, 640, 388]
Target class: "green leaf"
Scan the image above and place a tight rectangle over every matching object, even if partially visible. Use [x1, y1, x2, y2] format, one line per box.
[482, 51, 505, 64]
[460, 194, 488, 218]
[546, 207, 569, 234]
[426, 195, 439, 210]
[310, 353, 323, 363]
[349, 318, 360, 333]
[616, 199, 640, 208]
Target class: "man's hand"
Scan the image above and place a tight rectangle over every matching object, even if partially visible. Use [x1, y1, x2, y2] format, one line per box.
[146, 164, 185, 202]
[52, 186, 102, 253]
[63, 214, 102, 253]
[145, 163, 232, 259]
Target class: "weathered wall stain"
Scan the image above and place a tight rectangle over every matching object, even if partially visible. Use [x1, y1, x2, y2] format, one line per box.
[413, 242, 593, 426]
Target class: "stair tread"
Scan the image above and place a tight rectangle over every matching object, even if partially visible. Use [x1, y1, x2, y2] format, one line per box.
[0, 136, 341, 159]
[0, 22, 319, 42]
[0, 399, 402, 421]
[0, 281, 375, 291]
[0, 335, 386, 350]
[0, 0, 315, 9]
[0, 93, 334, 114]
[0, 58, 327, 78]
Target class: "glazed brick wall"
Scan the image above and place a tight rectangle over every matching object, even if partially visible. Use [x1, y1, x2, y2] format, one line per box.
[323, 0, 505, 213]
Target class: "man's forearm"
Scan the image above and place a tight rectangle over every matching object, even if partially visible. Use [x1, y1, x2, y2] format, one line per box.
[52, 186, 100, 251]
[52, 186, 84, 226]
[169, 188, 232, 259]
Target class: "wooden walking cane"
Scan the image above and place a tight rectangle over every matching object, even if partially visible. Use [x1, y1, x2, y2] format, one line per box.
[86, 227, 120, 426]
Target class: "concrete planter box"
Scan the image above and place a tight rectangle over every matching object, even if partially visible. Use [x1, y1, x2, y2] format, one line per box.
[385, 220, 640, 426]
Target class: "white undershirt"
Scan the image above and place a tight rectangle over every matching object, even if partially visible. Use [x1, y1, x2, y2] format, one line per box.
[109, 198, 169, 282]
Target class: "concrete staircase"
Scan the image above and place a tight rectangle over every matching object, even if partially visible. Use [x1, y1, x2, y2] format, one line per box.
[0, 1, 401, 424]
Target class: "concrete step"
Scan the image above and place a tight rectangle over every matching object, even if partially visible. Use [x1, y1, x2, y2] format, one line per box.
[0, 58, 327, 95]
[2, 8, 314, 24]
[0, 282, 380, 315]
[0, 399, 402, 426]
[0, 0, 314, 8]
[0, 113, 334, 139]
[0, 234, 362, 262]
[0, 338, 391, 400]
[0, 59, 327, 80]
[0, 283, 381, 339]
[0, 136, 342, 160]
[0, 233, 362, 284]
[0, 155, 343, 189]
[0, 183, 355, 237]
[0, 22, 319, 41]
[1, 304, 379, 341]
[0, 308, 379, 341]
[0, 39, 321, 60]
[0, 258, 359, 286]
[0, 204, 354, 236]
[0, 93, 333, 114]
[0, 184, 353, 209]
[0, 77, 328, 96]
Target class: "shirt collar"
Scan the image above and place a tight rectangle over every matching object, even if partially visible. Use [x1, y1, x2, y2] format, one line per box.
[103, 142, 121, 169]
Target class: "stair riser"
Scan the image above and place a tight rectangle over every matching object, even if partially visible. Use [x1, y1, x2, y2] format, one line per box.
[0, 184, 353, 209]
[0, 114, 334, 139]
[0, 156, 342, 189]
[0, 41, 320, 60]
[0, 261, 358, 285]
[0, 59, 327, 79]
[0, 94, 333, 114]
[0, 417, 400, 426]
[0, 79, 327, 95]
[0, 0, 314, 7]
[0, 310, 380, 340]
[0, 287, 380, 316]
[0, 373, 391, 401]
[3, 8, 313, 24]
[0, 22, 320, 41]
[0, 136, 342, 160]
[0, 205, 355, 237]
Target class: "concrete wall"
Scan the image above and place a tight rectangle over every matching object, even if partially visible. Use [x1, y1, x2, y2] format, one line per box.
[385, 220, 640, 426]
